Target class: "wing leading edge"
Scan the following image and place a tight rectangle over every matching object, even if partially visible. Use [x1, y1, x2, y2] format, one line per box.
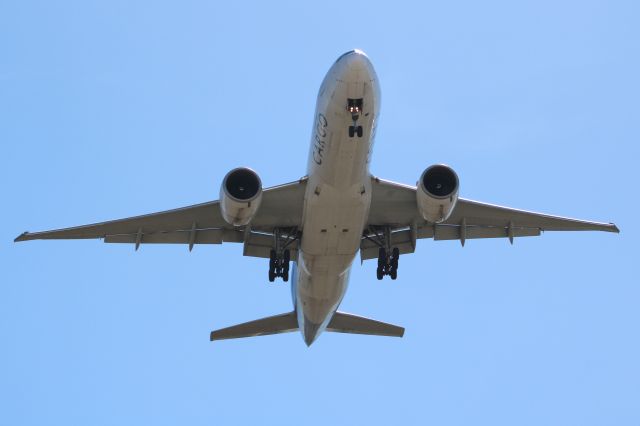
[15, 178, 308, 258]
[362, 177, 618, 260]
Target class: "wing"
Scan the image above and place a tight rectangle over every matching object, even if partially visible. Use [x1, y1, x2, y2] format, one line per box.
[15, 178, 308, 259]
[362, 177, 619, 261]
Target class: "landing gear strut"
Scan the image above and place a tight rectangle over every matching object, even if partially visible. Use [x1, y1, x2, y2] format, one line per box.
[268, 227, 298, 283]
[366, 226, 400, 280]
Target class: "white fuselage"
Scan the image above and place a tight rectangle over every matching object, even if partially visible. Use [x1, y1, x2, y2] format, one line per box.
[293, 50, 380, 345]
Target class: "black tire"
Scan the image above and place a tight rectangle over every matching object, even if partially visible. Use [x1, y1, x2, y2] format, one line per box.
[269, 249, 277, 267]
[390, 269, 397, 280]
[283, 270, 289, 282]
[268, 270, 276, 282]
[348, 126, 355, 137]
[378, 247, 386, 262]
[391, 247, 400, 268]
[356, 126, 363, 137]
[376, 267, 384, 280]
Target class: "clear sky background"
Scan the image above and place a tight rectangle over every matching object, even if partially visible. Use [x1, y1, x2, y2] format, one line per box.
[2, 1, 638, 425]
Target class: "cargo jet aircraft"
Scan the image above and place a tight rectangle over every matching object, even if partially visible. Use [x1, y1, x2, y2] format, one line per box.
[15, 50, 619, 346]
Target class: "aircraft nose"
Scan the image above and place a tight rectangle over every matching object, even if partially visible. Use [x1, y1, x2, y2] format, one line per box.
[337, 49, 368, 61]
[335, 49, 374, 81]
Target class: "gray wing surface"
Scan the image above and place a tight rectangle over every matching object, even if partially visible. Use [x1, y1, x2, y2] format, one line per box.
[362, 177, 619, 260]
[15, 178, 307, 258]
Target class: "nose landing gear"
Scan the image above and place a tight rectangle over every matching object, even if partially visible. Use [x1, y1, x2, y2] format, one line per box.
[348, 125, 363, 138]
[347, 98, 364, 138]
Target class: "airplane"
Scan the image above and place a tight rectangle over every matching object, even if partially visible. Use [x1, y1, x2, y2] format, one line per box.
[15, 49, 619, 346]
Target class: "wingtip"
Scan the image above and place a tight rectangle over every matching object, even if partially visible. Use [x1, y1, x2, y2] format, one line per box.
[611, 223, 620, 233]
[14, 232, 30, 242]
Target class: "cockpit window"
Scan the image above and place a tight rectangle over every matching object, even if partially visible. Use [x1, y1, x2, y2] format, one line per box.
[335, 50, 356, 63]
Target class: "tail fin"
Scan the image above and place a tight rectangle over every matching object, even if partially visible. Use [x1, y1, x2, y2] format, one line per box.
[210, 311, 298, 341]
[327, 312, 404, 338]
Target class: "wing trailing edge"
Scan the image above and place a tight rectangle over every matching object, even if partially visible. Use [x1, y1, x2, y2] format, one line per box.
[327, 312, 405, 337]
[210, 312, 299, 341]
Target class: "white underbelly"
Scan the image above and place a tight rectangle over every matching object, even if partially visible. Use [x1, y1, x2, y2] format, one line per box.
[295, 253, 352, 324]
[294, 160, 371, 327]
[301, 182, 369, 256]
[293, 48, 380, 343]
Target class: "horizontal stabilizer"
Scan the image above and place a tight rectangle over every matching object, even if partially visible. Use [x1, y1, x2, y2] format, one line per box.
[326, 312, 404, 338]
[210, 311, 298, 341]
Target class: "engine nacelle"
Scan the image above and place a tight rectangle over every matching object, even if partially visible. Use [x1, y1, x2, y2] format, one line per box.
[417, 164, 459, 223]
[219, 167, 263, 226]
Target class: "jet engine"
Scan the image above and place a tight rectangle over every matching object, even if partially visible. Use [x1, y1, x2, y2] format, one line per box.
[416, 164, 459, 223]
[219, 167, 263, 226]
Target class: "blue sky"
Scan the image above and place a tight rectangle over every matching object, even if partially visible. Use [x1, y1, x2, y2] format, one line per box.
[2, 1, 638, 425]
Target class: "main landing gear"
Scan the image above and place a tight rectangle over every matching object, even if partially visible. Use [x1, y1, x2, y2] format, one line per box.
[269, 249, 290, 282]
[267, 227, 298, 283]
[376, 247, 400, 280]
[347, 98, 363, 138]
[365, 226, 401, 281]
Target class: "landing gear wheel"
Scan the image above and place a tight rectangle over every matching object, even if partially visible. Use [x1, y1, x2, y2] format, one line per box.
[282, 249, 290, 282]
[378, 247, 387, 265]
[348, 126, 355, 137]
[376, 247, 390, 280]
[268, 249, 277, 282]
[374, 245, 400, 280]
[391, 247, 400, 269]
[267, 227, 300, 283]
[390, 247, 399, 279]
[356, 126, 363, 137]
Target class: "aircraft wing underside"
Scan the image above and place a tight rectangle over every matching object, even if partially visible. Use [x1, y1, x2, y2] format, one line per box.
[15, 174, 620, 262]
[15, 178, 308, 259]
[361, 177, 619, 261]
